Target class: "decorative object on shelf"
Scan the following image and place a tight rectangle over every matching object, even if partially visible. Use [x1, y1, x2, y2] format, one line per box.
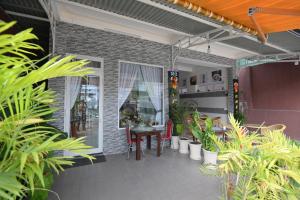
[212, 70, 222, 82]
[190, 75, 197, 85]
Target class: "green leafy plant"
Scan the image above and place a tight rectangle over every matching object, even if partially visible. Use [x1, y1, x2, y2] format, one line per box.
[0, 21, 95, 199]
[234, 112, 246, 125]
[189, 111, 217, 151]
[212, 114, 300, 200]
[169, 102, 186, 136]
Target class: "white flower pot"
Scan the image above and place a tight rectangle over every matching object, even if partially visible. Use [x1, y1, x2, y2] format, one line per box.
[203, 149, 218, 165]
[171, 136, 179, 149]
[179, 138, 189, 154]
[189, 142, 202, 160]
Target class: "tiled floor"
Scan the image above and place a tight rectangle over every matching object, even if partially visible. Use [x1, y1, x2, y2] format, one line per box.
[49, 149, 222, 200]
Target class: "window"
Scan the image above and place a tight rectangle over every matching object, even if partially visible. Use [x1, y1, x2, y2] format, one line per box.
[118, 62, 164, 128]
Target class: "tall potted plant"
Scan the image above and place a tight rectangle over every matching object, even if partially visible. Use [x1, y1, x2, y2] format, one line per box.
[189, 111, 203, 160]
[189, 112, 218, 164]
[201, 118, 218, 165]
[169, 102, 185, 149]
[212, 114, 300, 200]
[0, 21, 94, 199]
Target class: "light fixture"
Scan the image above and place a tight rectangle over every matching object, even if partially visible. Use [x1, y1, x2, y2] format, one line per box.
[207, 44, 211, 54]
[294, 60, 299, 65]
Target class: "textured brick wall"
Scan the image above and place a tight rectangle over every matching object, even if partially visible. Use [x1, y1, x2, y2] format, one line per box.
[49, 22, 234, 155]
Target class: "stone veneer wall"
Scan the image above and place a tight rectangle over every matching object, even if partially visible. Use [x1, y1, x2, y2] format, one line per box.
[48, 22, 234, 155]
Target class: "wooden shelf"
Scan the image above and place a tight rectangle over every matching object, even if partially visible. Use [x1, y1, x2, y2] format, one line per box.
[179, 91, 228, 99]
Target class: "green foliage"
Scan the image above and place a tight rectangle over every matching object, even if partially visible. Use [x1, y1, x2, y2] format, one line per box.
[234, 112, 246, 125]
[212, 114, 300, 200]
[189, 111, 217, 151]
[169, 102, 186, 136]
[29, 169, 54, 200]
[0, 21, 95, 199]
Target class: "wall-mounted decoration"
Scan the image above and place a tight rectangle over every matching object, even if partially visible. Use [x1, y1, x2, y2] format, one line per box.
[182, 79, 187, 87]
[169, 71, 178, 89]
[190, 76, 197, 85]
[233, 79, 239, 116]
[168, 70, 179, 104]
[201, 73, 206, 83]
[212, 70, 222, 82]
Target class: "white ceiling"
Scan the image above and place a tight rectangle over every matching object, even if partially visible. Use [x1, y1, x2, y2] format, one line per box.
[53, 0, 256, 59]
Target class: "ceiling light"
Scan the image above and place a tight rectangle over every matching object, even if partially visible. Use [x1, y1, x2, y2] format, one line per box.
[207, 44, 211, 54]
[294, 61, 299, 65]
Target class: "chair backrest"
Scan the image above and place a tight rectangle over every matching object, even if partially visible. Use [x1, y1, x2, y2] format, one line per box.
[166, 119, 173, 139]
[125, 124, 132, 144]
[212, 116, 222, 128]
[261, 124, 286, 134]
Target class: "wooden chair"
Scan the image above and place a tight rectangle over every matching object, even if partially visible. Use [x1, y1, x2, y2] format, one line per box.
[125, 124, 144, 159]
[212, 116, 222, 128]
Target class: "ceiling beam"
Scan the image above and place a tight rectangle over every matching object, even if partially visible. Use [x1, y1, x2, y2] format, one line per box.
[4, 10, 49, 22]
[136, 0, 291, 53]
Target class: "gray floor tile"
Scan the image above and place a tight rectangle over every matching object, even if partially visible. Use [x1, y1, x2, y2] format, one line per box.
[49, 149, 222, 200]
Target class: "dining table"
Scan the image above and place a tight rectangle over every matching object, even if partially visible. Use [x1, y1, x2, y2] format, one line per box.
[130, 126, 163, 161]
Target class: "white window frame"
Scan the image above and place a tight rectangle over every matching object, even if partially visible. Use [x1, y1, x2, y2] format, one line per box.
[64, 54, 104, 154]
[118, 60, 165, 129]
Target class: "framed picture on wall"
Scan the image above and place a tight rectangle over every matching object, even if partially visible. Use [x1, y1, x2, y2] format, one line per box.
[190, 76, 197, 85]
[212, 70, 222, 82]
[200, 73, 206, 83]
[182, 79, 187, 87]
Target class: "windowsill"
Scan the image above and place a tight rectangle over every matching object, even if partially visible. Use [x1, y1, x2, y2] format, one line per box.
[118, 125, 165, 130]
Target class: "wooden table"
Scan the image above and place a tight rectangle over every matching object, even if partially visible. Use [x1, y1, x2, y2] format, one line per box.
[131, 128, 162, 161]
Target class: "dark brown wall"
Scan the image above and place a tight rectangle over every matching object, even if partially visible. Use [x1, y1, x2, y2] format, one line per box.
[239, 62, 300, 140]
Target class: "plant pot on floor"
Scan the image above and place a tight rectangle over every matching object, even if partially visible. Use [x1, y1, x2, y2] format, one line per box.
[203, 149, 218, 165]
[179, 137, 189, 154]
[171, 136, 179, 149]
[189, 141, 202, 160]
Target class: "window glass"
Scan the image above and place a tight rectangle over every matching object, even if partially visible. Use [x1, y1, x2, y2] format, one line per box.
[118, 63, 163, 128]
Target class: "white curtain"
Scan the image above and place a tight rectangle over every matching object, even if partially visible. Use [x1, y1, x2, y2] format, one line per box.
[69, 77, 82, 109]
[118, 63, 139, 110]
[140, 65, 163, 122]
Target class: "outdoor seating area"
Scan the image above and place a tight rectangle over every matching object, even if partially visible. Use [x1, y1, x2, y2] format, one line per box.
[0, 0, 300, 200]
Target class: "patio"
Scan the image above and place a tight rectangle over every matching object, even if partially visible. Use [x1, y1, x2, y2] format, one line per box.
[49, 149, 221, 200]
[0, 0, 300, 200]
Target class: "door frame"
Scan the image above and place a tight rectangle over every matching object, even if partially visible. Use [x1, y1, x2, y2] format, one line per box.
[64, 54, 104, 154]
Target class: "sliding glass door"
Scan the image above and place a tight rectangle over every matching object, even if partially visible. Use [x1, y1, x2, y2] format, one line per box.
[65, 59, 103, 154]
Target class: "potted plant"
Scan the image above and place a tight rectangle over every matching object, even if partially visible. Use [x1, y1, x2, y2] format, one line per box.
[202, 118, 218, 165]
[189, 111, 218, 163]
[211, 114, 300, 200]
[169, 102, 185, 150]
[189, 111, 202, 160]
[170, 102, 190, 153]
